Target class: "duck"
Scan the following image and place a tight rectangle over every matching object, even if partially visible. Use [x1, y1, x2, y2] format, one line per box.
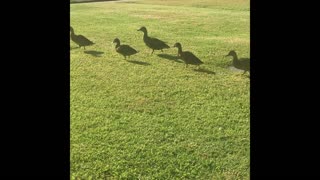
[112, 38, 139, 59]
[137, 26, 170, 54]
[173, 42, 204, 68]
[70, 26, 94, 49]
[225, 50, 250, 75]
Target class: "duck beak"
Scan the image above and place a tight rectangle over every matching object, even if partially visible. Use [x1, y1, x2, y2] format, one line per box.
[137, 29, 141, 31]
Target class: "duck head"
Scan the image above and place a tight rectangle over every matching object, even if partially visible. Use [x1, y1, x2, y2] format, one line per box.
[225, 50, 237, 57]
[112, 38, 121, 48]
[112, 38, 120, 44]
[137, 26, 147, 33]
[173, 42, 182, 48]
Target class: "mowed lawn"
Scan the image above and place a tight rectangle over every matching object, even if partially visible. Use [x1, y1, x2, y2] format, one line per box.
[71, 0, 250, 179]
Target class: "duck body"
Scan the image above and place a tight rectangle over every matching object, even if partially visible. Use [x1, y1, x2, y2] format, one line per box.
[113, 38, 138, 59]
[180, 51, 203, 65]
[173, 43, 203, 68]
[70, 26, 94, 49]
[138, 27, 169, 54]
[226, 50, 250, 74]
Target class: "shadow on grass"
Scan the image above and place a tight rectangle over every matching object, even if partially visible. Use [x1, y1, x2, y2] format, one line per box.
[84, 50, 104, 57]
[193, 68, 216, 75]
[157, 54, 183, 63]
[70, 46, 80, 50]
[127, 60, 151, 66]
[71, 0, 119, 4]
[228, 66, 250, 78]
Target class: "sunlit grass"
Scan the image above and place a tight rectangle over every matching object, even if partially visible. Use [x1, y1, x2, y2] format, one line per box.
[134, 0, 249, 10]
[71, 0, 249, 179]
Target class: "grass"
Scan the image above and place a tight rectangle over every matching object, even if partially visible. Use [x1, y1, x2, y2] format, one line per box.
[71, 0, 250, 179]
[133, 0, 250, 10]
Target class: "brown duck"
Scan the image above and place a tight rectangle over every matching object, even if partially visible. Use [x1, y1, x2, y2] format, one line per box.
[113, 38, 138, 59]
[137, 26, 170, 54]
[173, 42, 203, 68]
[225, 50, 250, 75]
[70, 26, 94, 49]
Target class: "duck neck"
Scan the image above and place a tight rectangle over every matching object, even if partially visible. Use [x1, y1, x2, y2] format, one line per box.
[232, 54, 238, 63]
[70, 30, 77, 40]
[115, 42, 120, 49]
[70, 31, 74, 37]
[143, 31, 148, 39]
[177, 47, 183, 55]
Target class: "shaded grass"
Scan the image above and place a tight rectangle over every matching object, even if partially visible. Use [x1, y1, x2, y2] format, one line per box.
[71, 0, 249, 179]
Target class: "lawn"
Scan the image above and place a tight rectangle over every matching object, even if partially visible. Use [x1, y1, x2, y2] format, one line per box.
[71, 0, 250, 179]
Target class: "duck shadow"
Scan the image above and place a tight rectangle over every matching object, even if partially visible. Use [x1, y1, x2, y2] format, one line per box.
[84, 50, 104, 57]
[228, 66, 243, 72]
[127, 60, 151, 66]
[228, 66, 250, 78]
[70, 46, 80, 50]
[193, 68, 216, 75]
[157, 54, 183, 63]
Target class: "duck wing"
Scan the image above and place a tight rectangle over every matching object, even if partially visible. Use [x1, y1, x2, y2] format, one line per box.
[117, 45, 138, 55]
[237, 58, 250, 71]
[148, 37, 170, 49]
[182, 51, 203, 65]
[75, 35, 94, 46]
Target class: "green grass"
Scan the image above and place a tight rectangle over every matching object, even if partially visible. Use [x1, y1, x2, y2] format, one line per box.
[133, 0, 250, 10]
[71, 0, 250, 179]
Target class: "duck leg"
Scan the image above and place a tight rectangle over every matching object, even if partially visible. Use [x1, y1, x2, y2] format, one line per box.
[151, 49, 154, 55]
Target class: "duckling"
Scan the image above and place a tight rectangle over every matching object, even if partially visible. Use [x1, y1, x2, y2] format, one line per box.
[225, 50, 250, 75]
[70, 26, 94, 50]
[137, 26, 170, 54]
[112, 38, 138, 60]
[173, 42, 203, 68]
